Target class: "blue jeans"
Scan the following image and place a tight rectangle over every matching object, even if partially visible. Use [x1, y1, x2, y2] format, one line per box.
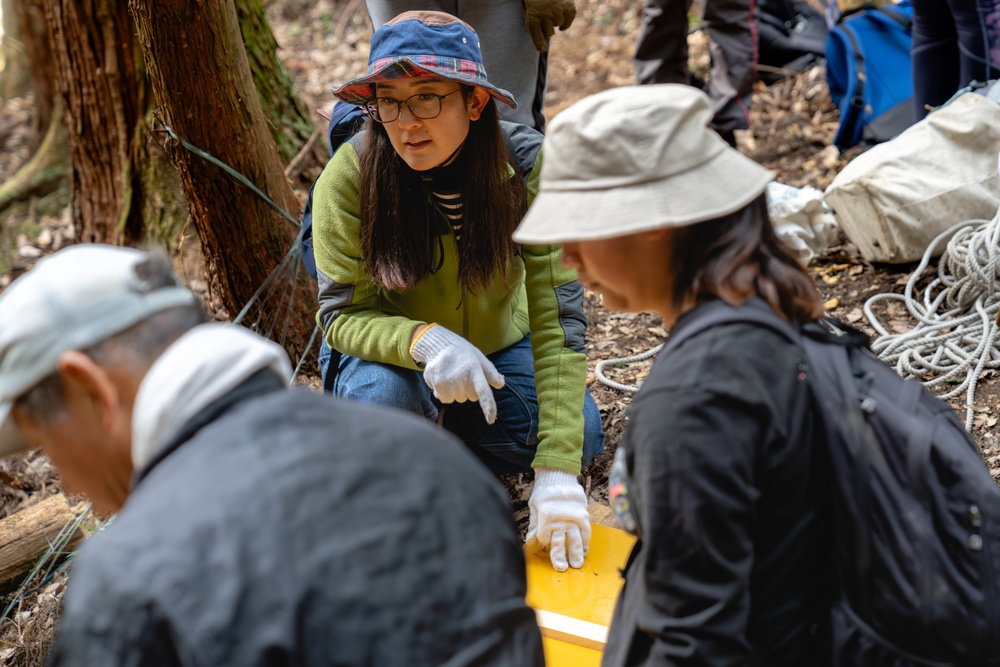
[319, 335, 605, 474]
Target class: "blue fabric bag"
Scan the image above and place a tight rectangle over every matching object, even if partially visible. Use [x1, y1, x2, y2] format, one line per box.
[299, 101, 367, 282]
[826, 1, 916, 150]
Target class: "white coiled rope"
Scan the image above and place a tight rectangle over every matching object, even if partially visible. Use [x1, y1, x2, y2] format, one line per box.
[594, 343, 664, 393]
[864, 206, 1000, 431]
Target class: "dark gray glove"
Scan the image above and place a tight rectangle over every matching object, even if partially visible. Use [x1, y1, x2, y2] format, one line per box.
[521, 0, 576, 52]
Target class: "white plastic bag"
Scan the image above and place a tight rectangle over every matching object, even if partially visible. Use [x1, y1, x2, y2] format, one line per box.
[767, 181, 839, 265]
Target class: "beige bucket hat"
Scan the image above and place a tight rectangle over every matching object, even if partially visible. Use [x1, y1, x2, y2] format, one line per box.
[513, 84, 774, 244]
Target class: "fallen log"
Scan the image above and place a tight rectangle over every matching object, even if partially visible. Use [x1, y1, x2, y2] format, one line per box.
[0, 494, 85, 592]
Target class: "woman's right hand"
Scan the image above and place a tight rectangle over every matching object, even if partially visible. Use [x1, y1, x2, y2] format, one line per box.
[410, 324, 506, 423]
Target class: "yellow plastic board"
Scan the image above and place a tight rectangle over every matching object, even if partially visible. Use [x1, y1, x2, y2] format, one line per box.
[524, 524, 636, 667]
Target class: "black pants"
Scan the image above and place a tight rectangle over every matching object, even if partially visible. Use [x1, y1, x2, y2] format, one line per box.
[634, 0, 758, 132]
[911, 0, 1000, 120]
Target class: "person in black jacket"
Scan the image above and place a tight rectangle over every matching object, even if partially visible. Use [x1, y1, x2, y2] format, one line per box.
[0, 244, 543, 666]
[513, 84, 831, 665]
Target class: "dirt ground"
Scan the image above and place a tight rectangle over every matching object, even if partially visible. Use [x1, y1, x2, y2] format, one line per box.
[0, 0, 999, 662]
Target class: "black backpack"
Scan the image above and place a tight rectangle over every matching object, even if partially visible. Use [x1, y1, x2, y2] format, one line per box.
[663, 298, 1000, 665]
[755, 0, 828, 84]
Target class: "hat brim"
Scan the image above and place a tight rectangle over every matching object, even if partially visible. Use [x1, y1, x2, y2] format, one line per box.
[0, 401, 33, 458]
[513, 149, 775, 244]
[332, 58, 517, 109]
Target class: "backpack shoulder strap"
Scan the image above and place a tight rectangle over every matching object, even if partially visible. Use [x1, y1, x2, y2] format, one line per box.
[872, 4, 912, 31]
[346, 130, 366, 153]
[661, 298, 802, 358]
[327, 102, 367, 157]
[499, 120, 542, 180]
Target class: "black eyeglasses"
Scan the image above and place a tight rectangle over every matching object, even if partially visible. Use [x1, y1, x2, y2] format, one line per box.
[365, 89, 463, 123]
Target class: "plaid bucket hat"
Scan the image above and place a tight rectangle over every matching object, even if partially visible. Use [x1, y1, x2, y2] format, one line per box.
[331, 11, 516, 109]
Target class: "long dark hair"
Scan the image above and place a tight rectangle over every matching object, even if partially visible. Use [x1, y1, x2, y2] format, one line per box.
[669, 194, 825, 324]
[357, 88, 525, 292]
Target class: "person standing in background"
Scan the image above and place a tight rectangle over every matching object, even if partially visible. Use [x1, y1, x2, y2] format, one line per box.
[633, 0, 757, 146]
[911, 0, 1000, 119]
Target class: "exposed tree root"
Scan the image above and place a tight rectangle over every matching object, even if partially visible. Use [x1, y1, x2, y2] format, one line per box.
[0, 101, 67, 216]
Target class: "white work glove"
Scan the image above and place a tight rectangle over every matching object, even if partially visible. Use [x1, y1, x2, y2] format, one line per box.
[526, 468, 591, 572]
[411, 324, 505, 423]
[521, 0, 576, 51]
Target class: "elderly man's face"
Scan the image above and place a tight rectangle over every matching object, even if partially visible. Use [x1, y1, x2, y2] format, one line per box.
[13, 351, 135, 515]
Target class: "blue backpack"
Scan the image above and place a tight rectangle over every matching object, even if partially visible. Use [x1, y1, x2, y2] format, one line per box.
[299, 101, 367, 282]
[826, 1, 916, 150]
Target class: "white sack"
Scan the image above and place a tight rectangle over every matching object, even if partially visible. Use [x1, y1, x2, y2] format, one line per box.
[824, 92, 1000, 263]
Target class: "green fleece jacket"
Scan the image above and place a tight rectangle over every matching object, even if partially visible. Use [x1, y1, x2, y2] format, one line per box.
[312, 138, 588, 473]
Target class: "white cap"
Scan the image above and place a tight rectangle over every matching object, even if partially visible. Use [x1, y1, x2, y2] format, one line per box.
[0, 245, 196, 456]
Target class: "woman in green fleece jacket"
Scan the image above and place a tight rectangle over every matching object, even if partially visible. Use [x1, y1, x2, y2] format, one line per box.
[311, 11, 603, 572]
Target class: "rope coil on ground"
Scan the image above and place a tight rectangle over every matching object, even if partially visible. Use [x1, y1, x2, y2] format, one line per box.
[594, 343, 664, 393]
[864, 208, 1000, 430]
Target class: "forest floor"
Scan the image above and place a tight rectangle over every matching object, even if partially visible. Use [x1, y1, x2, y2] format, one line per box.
[0, 0, 999, 663]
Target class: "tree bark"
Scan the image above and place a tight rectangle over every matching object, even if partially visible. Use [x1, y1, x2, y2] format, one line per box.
[0, 0, 32, 100]
[235, 0, 322, 165]
[14, 0, 57, 142]
[44, 0, 145, 245]
[129, 0, 316, 361]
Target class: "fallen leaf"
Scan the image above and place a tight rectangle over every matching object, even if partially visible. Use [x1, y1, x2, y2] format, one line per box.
[889, 320, 913, 334]
[824, 297, 840, 310]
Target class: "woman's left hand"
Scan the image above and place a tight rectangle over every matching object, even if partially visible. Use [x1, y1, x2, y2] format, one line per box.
[526, 468, 591, 572]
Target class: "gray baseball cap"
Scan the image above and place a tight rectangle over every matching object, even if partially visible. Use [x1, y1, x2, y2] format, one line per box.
[0, 245, 196, 457]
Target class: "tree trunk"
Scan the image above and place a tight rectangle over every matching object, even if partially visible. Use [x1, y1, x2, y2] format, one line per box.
[129, 0, 317, 361]
[235, 0, 323, 166]
[44, 0, 145, 245]
[0, 0, 32, 100]
[14, 0, 57, 142]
